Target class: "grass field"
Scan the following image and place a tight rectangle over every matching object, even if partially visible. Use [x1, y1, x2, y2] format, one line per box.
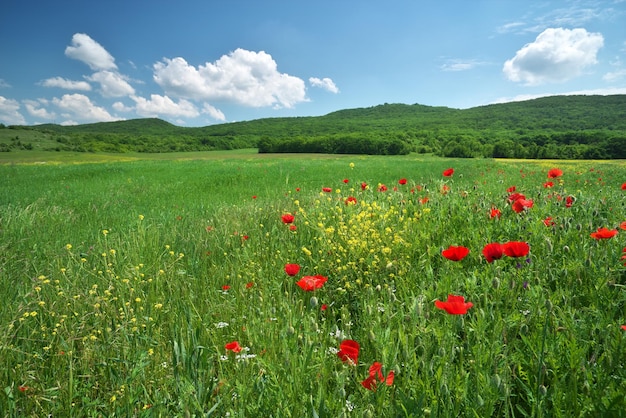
[1, 152, 625, 417]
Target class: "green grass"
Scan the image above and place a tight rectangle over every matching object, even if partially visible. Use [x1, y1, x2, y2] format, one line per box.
[1, 153, 625, 417]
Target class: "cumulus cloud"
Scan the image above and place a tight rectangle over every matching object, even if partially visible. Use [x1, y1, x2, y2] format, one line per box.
[202, 103, 226, 121]
[153, 48, 307, 108]
[0, 96, 26, 125]
[309, 77, 339, 93]
[52, 93, 119, 123]
[503, 28, 604, 85]
[86, 71, 135, 97]
[65, 33, 117, 71]
[40, 76, 92, 91]
[23, 99, 56, 120]
[131, 94, 200, 118]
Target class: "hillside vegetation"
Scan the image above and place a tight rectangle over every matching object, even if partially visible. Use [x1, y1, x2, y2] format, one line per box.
[1, 94, 625, 158]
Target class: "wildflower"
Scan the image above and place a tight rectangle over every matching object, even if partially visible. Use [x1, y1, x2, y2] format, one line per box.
[503, 241, 530, 258]
[590, 227, 618, 240]
[281, 213, 295, 224]
[543, 181, 554, 188]
[441, 245, 470, 261]
[284, 263, 301, 276]
[434, 294, 473, 315]
[547, 168, 563, 178]
[565, 196, 574, 208]
[322, 187, 332, 193]
[507, 186, 516, 193]
[620, 221, 626, 230]
[337, 339, 360, 364]
[507, 192, 525, 202]
[222, 285, 231, 291]
[246, 281, 254, 289]
[296, 275, 328, 291]
[361, 361, 395, 391]
[512, 198, 533, 213]
[490, 208, 501, 219]
[398, 178, 407, 185]
[543, 217, 556, 227]
[289, 225, 297, 231]
[622, 325, 626, 330]
[345, 196, 358, 205]
[483, 243, 504, 263]
[343, 179, 349, 184]
[349, 162, 355, 169]
[225, 341, 243, 353]
[621, 183, 626, 190]
[443, 168, 454, 177]
[18, 385, 29, 392]
[361, 182, 368, 191]
[378, 184, 388, 192]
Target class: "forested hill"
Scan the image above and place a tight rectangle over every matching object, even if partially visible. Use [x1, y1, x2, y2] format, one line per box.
[3, 94, 626, 159]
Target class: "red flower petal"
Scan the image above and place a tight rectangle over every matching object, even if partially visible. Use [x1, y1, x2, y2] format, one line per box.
[434, 294, 473, 315]
[441, 245, 470, 261]
[337, 339, 360, 364]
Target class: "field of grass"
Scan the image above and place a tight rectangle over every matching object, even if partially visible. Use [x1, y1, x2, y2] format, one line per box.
[1, 153, 625, 417]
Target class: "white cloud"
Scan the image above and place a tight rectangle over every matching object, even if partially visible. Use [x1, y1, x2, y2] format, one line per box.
[40, 76, 92, 91]
[0, 79, 10, 89]
[52, 93, 119, 123]
[153, 48, 307, 108]
[603, 68, 626, 82]
[440, 59, 487, 72]
[23, 99, 56, 120]
[65, 33, 117, 71]
[503, 28, 604, 85]
[0, 96, 26, 125]
[86, 71, 135, 98]
[202, 103, 226, 121]
[309, 77, 339, 93]
[131, 94, 200, 118]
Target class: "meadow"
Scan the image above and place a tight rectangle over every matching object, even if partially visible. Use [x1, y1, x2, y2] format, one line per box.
[0, 152, 625, 417]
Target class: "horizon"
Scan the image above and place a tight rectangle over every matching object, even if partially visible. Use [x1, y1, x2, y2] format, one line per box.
[1, 0, 625, 127]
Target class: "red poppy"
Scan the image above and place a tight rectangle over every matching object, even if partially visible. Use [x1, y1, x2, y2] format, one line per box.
[284, 263, 300, 276]
[590, 227, 618, 240]
[512, 198, 533, 213]
[225, 341, 242, 353]
[543, 181, 554, 188]
[507, 186, 516, 193]
[361, 182, 368, 191]
[490, 208, 502, 219]
[321, 304, 328, 311]
[322, 187, 332, 193]
[18, 385, 29, 392]
[296, 275, 328, 291]
[483, 243, 504, 263]
[246, 282, 254, 289]
[252, 195, 257, 199]
[622, 325, 626, 331]
[620, 221, 626, 230]
[565, 196, 574, 208]
[281, 213, 295, 224]
[622, 183, 626, 190]
[361, 362, 394, 391]
[507, 192, 526, 202]
[441, 245, 470, 261]
[377, 184, 388, 192]
[547, 168, 563, 178]
[222, 285, 231, 291]
[543, 217, 556, 227]
[337, 339, 360, 364]
[345, 196, 358, 205]
[443, 168, 454, 177]
[343, 179, 349, 184]
[398, 178, 407, 185]
[503, 241, 530, 257]
[289, 225, 297, 231]
[419, 197, 429, 204]
[434, 294, 473, 315]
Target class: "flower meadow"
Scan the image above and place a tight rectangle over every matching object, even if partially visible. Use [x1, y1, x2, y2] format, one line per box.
[0, 155, 625, 417]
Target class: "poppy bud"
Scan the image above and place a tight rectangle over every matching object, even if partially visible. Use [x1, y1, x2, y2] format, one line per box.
[287, 325, 295, 335]
[309, 296, 318, 308]
[520, 324, 529, 335]
[492, 277, 500, 289]
[539, 385, 548, 397]
[369, 330, 376, 341]
[563, 245, 570, 253]
[492, 374, 502, 390]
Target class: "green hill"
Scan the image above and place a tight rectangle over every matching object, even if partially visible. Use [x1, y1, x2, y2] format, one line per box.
[2, 94, 626, 158]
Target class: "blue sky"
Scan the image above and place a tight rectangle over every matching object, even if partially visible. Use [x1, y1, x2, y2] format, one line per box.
[1, 0, 625, 127]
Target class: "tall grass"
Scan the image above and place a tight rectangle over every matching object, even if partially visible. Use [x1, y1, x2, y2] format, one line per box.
[1, 154, 625, 416]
